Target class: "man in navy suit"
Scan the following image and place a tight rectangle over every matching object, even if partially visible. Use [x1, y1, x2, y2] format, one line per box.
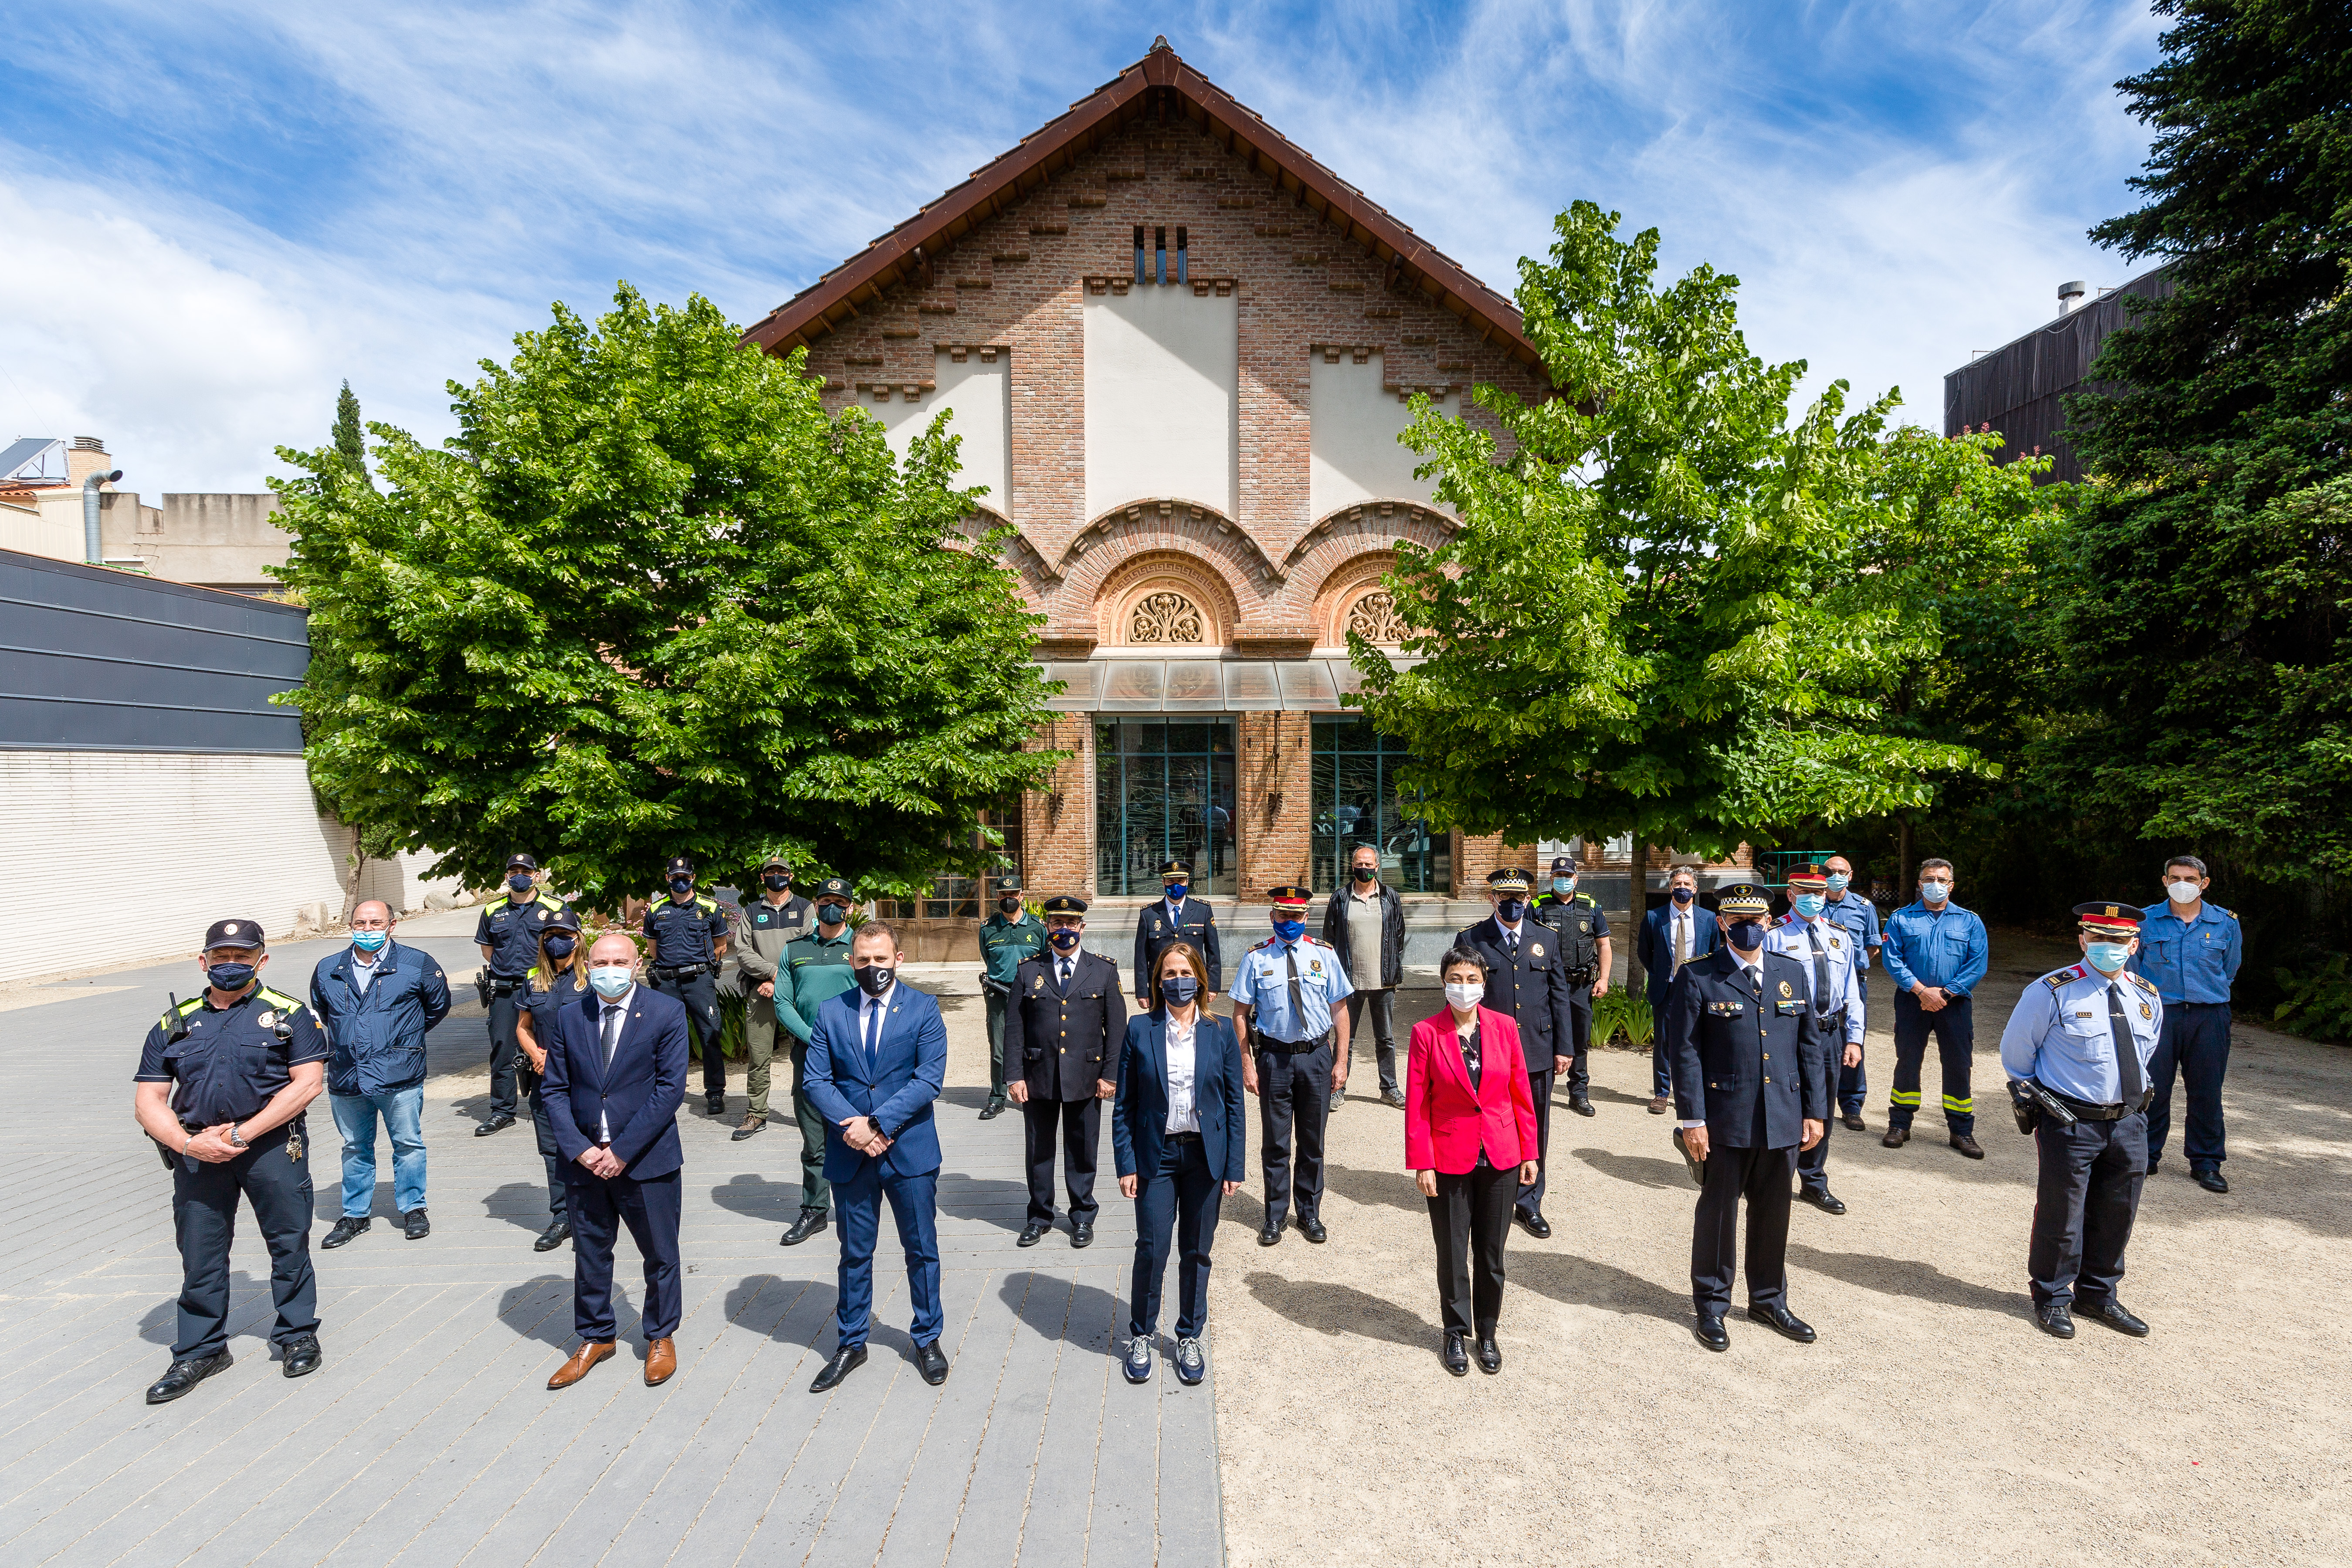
[803, 921, 952, 1392]
[1667, 883, 1827, 1354]
[542, 931, 691, 1391]
[1638, 867, 1718, 1113]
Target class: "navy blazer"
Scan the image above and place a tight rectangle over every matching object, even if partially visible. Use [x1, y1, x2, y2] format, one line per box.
[540, 983, 690, 1178]
[803, 983, 948, 1182]
[1112, 1009, 1248, 1185]
[1456, 914, 1575, 1071]
[309, 940, 452, 1097]
[1637, 903, 1720, 1012]
[1664, 948, 1827, 1150]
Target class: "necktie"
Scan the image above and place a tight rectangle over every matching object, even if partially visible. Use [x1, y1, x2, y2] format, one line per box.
[1505, 928, 1519, 957]
[1806, 923, 1832, 1015]
[600, 999, 622, 1069]
[1058, 958, 1073, 989]
[1674, 912, 1690, 971]
[2107, 984, 2146, 1103]
[1283, 944, 1305, 1026]
[864, 998, 883, 1070]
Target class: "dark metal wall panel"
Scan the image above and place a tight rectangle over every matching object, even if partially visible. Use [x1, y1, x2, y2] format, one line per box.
[1943, 267, 2175, 483]
[0, 549, 309, 754]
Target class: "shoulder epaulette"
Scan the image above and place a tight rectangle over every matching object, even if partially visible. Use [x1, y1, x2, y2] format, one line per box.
[2127, 971, 2158, 993]
[258, 985, 303, 1012]
[156, 995, 205, 1036]
[2044, 965, 2085, 991]
[1254, 935, 1279, 950]
[697, 895, 718, 912]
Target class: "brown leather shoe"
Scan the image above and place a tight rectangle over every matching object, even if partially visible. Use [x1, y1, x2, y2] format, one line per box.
[1647, 1095, 1671, 1115]
[1950, 1132, 1985, 1159]
[548, 1341, 616, 1390]
[644, 1338, 677, 1386]
[1882, 1125, 1909, 1148]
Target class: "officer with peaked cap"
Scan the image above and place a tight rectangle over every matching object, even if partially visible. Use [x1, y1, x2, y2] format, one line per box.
[1234, 885, 1353, 1245]
[473, 852, 566, 1135]
[2000, 901, 2163, 1340]
[644, 854, 732, 1118]
[1458, 867, 1575, 1237]
[1133, 858, 1220, 1005]
[1532, 854, 1611, 1118]
[771, 877, 861, 1246]
[977, 872, 1048, 1120]
[732, 856, 814, 1141]
[1003, 895, 1127, 1247]
[1764, 864, 1865, 1214]
[132, 919, 330, 1403]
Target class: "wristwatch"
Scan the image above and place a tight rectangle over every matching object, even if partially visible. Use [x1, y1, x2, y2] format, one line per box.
[228, 1126, 248, 1149]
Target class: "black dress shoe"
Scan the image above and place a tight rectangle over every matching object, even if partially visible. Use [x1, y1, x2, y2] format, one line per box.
[2077, 1299, 2150, 1337]
[1693, 1314, 1729, 1352]
[1441, 1332, 1469, 1376]
[704, 1093, 726, 1117]
[146, 1349, 233, 1404]
[780, 1209, 828, 1247]
[1515, 1211, 1552, 1239]
[915, 1341, 950, 1385]
[1257, 1225, 1281, 1247]
[1799, 1187, 1847, 1216]
[403, 1209, 430, 1240]
[321, 1217, 370, 1249]
[1747, 1303, 1817, 1344]
[1951, 1132, 1985, 1159]
[1298, 1217, 1328, 1244]
[280, 1333, 322, 1378]
[810, 1344, 867, 1392]
[1474, 1335, 1501, 1374]
[979, 1099, 1007, 1121]
[475, 1113, 517, 1136]
[1569, 1094, 1596, 1117]
[2037, 1302, 2076, 1339]
[2193, 1168, 2229, 1193]
[1071, 1223, 1094, 1250]
[1882, 1126, 1909, 1148]
[1842, 1113, 1866, 1132]
[1017, 1221, 1050, 1247]
[535, 1219, 572, 1252]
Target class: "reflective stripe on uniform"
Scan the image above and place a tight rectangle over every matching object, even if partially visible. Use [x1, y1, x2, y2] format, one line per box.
[1888, 1089, 1921, 1107]
[1941, 1094, 1974, 1114]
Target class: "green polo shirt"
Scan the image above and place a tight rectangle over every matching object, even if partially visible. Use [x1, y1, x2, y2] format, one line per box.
[774, 928, 857, 1045]
[979, 912, 1047, 987]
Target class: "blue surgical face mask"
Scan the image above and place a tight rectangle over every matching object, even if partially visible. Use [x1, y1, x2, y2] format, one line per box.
[1793, 894, 1826, 918]
[1920, 881, 1950, 904]
[589, 965, 633, 999]
[508, 873, 535, 894]
[1825, 873, 1851, 891]
[1671, 887, 1695, 905]
[352, 929, 388, 952]
[669, 876, 695, 896]
[1552, 877, 1574, 895]
[1050, 927, 1082, 951]
[1726, 920, 1766, 952]
[1497, 897, 1526, 922]
[1164, 883, 1188, 901]
[2086, 941, 2133, 973]
[207, 960, 257, 992]
[1162, 975, 1199, 1006]
[1272, 918, 1305, 941]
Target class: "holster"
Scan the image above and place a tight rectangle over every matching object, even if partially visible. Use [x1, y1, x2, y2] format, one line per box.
[2008, 1080, 2040, 1136]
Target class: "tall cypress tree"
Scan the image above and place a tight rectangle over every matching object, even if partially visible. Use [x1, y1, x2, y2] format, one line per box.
[331, 379, 373, 489]
[2048, 0, 2352, 881]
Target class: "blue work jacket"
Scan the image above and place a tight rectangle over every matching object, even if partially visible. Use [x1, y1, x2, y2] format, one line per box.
[1879, 901, 1989, 998]
[2130, 901, 2241, 1004]
[310, 940, 452, 1097]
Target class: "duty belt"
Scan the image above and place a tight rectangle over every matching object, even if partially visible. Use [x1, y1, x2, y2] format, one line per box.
[655, 964, 711, 980]
[2050, 1089, 2138, 1122]
[487, 976, 526, 996]
[1257, 1030, 1332, 1055]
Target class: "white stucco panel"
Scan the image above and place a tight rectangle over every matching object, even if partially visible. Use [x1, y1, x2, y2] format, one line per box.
[1082, 289, 1237, 520]
[1308, 352, 1455, 520]
[876, 351, 1012, 515]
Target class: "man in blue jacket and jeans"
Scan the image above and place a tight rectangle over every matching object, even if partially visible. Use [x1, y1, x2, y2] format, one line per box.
[1878, 860, 1990, 1158]
[311, 900, 451, 1244]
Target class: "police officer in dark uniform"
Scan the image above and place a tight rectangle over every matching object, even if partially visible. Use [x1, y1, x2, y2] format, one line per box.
[1665, 882, 1827, 1352]
[1531, 854, 1611, 1118]
[132, 918, 330, 1403]
[1458, 867, 1575, 1237]
[1003, 895, 1127, 1248]
[1132, 858, 1221, 1005]
[473, 853, 566, 1135]
[644, 854, 732, 1117]
[514, 904, 588, 1252]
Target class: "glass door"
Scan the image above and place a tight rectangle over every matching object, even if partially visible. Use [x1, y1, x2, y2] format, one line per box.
[1094, 719, 1238, 895]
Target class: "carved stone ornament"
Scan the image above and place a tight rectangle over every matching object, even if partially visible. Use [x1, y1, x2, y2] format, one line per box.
[1129, 591, 1206, 644]
[1348, 589, 1409, 643]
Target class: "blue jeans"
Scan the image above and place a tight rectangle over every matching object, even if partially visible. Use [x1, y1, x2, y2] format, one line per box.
[330, 1087, 427, 1218]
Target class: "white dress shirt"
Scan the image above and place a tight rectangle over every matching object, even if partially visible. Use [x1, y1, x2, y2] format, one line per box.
[593, 983, 635, 1142]
[1163, 1013, 1200, 1135]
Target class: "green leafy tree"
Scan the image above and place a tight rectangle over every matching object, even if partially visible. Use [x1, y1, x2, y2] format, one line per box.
[271, 284, 1058, 910]
[1354, 203, 2009, 986]
[2047, 0, 2352, 881]
[331, 379, 373, 490]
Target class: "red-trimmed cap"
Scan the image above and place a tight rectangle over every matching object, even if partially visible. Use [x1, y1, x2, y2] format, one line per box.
[1787, 863, 1830, 892]
[1267, 884, 1314, 911]
[2074, 902, 2143, 939]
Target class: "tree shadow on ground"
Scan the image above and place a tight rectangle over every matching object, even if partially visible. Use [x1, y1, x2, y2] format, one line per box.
[1240, 1272, 1436, 1349]
[998, 1270, 1126, 1353]
[1320, 1161, 1425, 1215]
[1507, 1249, 1691, 1328]
[935, 1172, 1033, 1232]
[723, 1274, 840, 1350]
[1786, 1243, 2023, 1319]
[1567, 1145, 1694, 1192]
[709, 1173, 801, 1223]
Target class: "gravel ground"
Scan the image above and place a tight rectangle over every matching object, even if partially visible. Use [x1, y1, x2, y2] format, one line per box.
[1203, 927, 2352, 1568]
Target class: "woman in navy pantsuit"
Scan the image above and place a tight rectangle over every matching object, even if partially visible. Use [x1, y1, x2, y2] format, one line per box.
[1112, 941, 1246, 1389]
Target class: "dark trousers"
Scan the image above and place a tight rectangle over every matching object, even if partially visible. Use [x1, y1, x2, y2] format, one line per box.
[983, 989, 1011, 1101]
[833, 1163, 943, 1351]
[1256, 1041, 1332, 1228]
[566, 1165, 682, 1342]
[1130, 1135, 1222, 1338]
[1564, 993, 1592, 1094]
[2028, 1111, 2146, 1309]
[170, 1123, 317, 1359]
[1428, 1158, 1515, 1335]
[1517, 1067, 1555, 1220]
[486, 991, 523, 1117]
[524, 1077, 567, 1224]
[1023, 1095, 1101, 1223]
[1650, 992, 1675, 1097]
[2147, 1001, 2231, 1171]
[1838, 974, 1869, 1114]
[1795, 1038, 1843, 1193]
[1889, 991, 1975, 1135]
[788, 1039, 830, 1214]
[650, 972, 724, 1097]
[1345, 989, 1400, 1092]
[1691, 1140, 1797, 1313]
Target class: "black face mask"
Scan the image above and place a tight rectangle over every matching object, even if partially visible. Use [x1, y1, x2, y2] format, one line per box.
[854, 964, 895, 997]
[999, 897, 1022, 914]
[1498, 897, 1526, 922]
[1050, 928, 1082, 951]
[508, 873, 535, 894]
[1727, 919, 1766, 952]
[1671, 887, 1695, 905]
[544, 935, 577, 960]
[817, 903, 848, 926]
[763, 873, 790, 891]
[669, 876, 695, 896]
[1352, 865, 1376, 883]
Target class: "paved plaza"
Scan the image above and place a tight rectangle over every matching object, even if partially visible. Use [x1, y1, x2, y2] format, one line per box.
[0, 923, 1222, 1567]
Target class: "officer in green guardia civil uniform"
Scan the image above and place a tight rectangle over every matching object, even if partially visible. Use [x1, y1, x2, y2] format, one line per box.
[978, 873, 1048, 1121]
[731, 856, 814, 1143]
[771, 877, 861, 1246]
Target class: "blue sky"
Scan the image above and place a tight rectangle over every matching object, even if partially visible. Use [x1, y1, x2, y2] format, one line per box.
[1, 1, 2166, 492]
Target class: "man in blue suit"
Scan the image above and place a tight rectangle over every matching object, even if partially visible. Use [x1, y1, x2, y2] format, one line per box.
[542, 931, 691, 1391]
[1638, 867, 1718, 1114]
[804, 921, 952, 1392]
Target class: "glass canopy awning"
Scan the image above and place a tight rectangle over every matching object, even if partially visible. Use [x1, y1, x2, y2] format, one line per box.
[1035, 656, 1418, 713]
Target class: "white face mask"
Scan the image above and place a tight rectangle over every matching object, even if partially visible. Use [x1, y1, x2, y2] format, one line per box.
[1444, 981, 1484, 1011]
[2167, 880, 2201, 904]
[1920, 881, 1950, 904]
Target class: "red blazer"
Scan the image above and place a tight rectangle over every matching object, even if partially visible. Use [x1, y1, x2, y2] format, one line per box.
[1405, 1007, 1541, 1175]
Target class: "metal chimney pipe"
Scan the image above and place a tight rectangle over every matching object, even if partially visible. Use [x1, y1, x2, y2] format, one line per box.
[2057, 280, 2088, 313]
[83, 467, 122, 564]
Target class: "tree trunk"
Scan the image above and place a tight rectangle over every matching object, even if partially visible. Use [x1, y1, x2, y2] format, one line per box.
[1624, 830, 1648, 997]
[1895, 816, 1914, 899]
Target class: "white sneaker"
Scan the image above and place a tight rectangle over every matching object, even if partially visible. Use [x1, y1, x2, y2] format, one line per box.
[1122, 1335, 1154, 1384]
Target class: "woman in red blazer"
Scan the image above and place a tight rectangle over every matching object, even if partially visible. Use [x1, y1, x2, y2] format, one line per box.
[1407, 945, 1541, 1377]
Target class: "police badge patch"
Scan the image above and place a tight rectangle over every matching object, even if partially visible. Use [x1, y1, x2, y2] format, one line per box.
[2140, 1002, 2153, 1020]
[1530, 943, 1544, 958]
[256, 1010, 276, 1030]
[1777, 980, 1793, 999]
